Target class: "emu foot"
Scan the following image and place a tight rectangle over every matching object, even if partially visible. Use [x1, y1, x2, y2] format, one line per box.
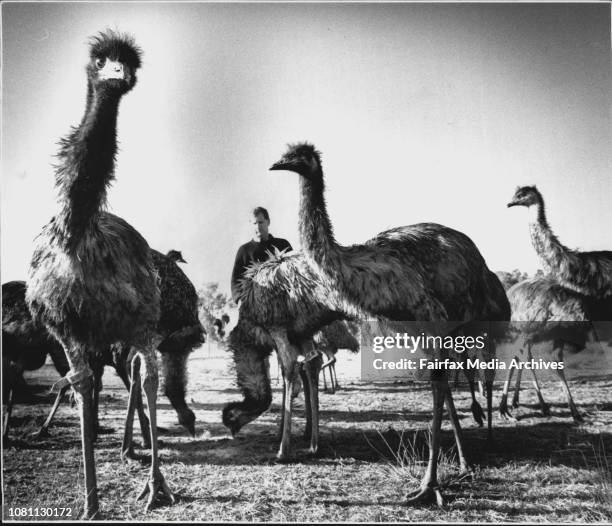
[458, 461, 473, 478]
[571, 409, 584, 424]
[511, 394, 520, 409]
[275, 454, 291, 464]
[307, 445, 319, 457]
[540, 403, 551, 417]
[32, 427, 50, 439]
[275, 447, 292, 463]
[137, 468, 176, 512]
[404, 485, 444, 507]
[471, 401, 485, 427]
[499, 400, 517, 421]
[121, 446, 139, 462]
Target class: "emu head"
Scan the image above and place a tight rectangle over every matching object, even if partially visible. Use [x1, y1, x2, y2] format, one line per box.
[270, 142, 322, 178]
[87, 30, 142, 95]
[507, 185, 542, 208]
[222, 401, 256, 437]
[166, 249, 187, 264]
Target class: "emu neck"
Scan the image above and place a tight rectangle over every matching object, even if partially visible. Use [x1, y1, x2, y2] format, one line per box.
[54, 86, 122, 250]
[528, 196, 566, 273]
[298, 171, 339, 271]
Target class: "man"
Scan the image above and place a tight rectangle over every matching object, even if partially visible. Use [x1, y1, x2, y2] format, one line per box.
[231, 206, 293, 302]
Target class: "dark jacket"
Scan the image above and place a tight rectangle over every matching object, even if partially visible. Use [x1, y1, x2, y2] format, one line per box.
[231, 235, 292, 301]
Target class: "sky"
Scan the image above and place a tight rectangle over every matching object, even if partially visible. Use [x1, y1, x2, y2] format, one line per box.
[2, 1, 611, 296]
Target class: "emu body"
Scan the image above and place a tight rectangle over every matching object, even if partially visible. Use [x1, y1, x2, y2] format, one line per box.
[223, 251, 358, 459]
[271, 142, 510, 505]
[26, 31, 173, 518]
[499, 277, 612, 422]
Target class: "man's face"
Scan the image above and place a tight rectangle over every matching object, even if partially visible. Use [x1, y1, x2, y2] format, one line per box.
[252, 213, 270, 241]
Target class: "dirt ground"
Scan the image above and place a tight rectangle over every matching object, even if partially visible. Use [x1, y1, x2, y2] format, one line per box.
[3, 345, 612, 522]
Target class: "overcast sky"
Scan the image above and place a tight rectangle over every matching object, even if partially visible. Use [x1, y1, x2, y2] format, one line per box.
[2, 2, 611, 295]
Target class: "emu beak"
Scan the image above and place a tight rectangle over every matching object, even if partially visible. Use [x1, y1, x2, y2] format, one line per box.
[187, 424, 196, 438]
[507, 201, 518, 208]
[178, 256, 187, 263]
[99, 60, 126, 80]
[269, 161, 289, 171]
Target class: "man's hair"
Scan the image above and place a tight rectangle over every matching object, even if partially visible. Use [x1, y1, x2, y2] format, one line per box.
[252, 206, 270, 222]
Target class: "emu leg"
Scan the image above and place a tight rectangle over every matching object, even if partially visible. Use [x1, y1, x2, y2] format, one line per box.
[303, 350, 322, 455]
[444, 388, 470, 474]
[555, 344, 582, 423]
[2, 387, 15, 440]
[405, 377, 446, 506]
[499, 364, 516, 420]
[114, 358, 151, 449]
[278, 374, 287, 442]
[54, 340, 98, 518]
[485, 379, 494, 442]
[121, 356, 141, 461]
[328, 357, 337, 393]
[464, 369, 485, 427]
[277, 365, 297, 461]
[331, 360, 340, 391]
[321, 364, 329, 392]
[270, 330, 301, 461]
[137, 348, 175, 511]
[72, 363, 99, 519]
[34, 385, 70, 438]
[511, 366, 523, 408]
[556, 366, 582, 422]
[527, 348, 550, 416]
[299, 367, 312, 440]
[91, 360, 104, 441]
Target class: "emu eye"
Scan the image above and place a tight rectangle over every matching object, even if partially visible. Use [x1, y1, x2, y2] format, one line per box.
[95, 57, 106, 69]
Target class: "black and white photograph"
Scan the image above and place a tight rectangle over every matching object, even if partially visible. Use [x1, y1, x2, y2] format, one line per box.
[2, 1, 611, 522]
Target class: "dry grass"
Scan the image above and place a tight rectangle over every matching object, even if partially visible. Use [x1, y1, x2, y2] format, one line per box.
[2, 346, 612, 521]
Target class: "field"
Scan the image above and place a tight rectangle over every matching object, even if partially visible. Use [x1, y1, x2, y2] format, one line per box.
[3, 344, 612, 522]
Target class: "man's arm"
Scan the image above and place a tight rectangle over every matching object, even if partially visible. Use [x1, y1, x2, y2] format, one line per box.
[230, 246, 247, 302]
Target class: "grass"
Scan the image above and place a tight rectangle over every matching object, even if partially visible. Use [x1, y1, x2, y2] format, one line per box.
[2, 347, 612, 522]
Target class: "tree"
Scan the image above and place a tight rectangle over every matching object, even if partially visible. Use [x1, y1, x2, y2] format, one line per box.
[197, 282, 235, 342]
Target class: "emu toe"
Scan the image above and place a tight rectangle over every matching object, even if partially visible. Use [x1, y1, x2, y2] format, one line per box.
[121, 446, 139, 462]
[137, 468, 176, 511]
[498, 400, 517, 421]
[32, 427, 50, 439]
[404, 486, 444, 507]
